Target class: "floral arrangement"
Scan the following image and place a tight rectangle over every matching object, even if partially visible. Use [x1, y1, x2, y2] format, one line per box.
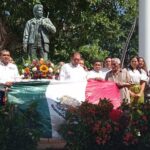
[59, 99, 150, 150]
[21, 58, 60, 79]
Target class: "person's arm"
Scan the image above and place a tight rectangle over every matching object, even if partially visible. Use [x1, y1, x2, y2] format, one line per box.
[59, 65, 66, 80]
[129, 90, 136, 97]
[0, 81, 13, 87]
[140, 81, 146, 94]
[23, 21, 30, 52]
[42, 18, 56, 33]
[14, 65, 21, 81]
[120, 70, 132, 88]
[135, 81, 146, 97]
[135, 71, 148, 97]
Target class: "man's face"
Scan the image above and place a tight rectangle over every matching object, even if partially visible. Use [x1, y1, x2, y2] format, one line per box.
[0, 51, 11, 65]
[105, 58, 112, 68]
[93, 62, 101, 72]
[79, 60, 84, 68]
[71, 54, 81, 66]
[111, 60, 120, 72]
[35, 7, 43, 18]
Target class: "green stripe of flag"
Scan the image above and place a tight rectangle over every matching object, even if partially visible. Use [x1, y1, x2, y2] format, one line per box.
[7, 81, 52, 138]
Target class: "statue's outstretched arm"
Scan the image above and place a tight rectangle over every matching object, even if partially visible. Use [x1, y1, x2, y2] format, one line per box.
[42, 18, 56, 33]
[23, 21, 30, 52]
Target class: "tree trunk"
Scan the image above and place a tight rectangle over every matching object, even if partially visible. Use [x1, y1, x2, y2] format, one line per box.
[0, 19, 8, 50]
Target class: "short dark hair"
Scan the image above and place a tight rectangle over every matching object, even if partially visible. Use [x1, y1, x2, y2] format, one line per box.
[104, 56, 112, 61]
[71, 51, 81, 58]
[0, 49, 10, 56]
[92, 59, 101, 65]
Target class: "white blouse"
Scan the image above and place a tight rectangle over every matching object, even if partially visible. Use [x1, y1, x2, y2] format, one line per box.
[128, 69, 149, 84]
[101, 68, 111, 79]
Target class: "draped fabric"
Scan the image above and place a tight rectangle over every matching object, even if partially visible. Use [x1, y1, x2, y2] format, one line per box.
[7, 79, 121, 138]
[85, 79, 121, 109]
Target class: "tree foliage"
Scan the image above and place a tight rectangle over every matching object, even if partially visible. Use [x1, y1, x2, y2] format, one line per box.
[0, 0, 138, 64]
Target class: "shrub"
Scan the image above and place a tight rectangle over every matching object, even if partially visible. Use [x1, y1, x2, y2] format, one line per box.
[60, 99, 150, 150]
[0, 102, 41, 150]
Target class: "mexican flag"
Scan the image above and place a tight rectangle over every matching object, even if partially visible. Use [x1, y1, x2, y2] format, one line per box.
[7, 80, 87, 138]
[7, 80, 121, 138]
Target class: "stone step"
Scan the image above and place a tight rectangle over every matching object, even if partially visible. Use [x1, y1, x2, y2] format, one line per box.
[37, 138, 66, 150]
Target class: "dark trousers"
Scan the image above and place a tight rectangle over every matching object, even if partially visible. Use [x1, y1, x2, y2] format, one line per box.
[28, 43, 49, 60]
[0, 91, 5, 105]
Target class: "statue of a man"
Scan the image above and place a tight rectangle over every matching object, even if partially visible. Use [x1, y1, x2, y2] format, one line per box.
[23, 4, 56, 60]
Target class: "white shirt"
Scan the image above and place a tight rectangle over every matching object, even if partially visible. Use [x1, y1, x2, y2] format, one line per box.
[128, 68, 149, 84]
[59, 63, 87, 81]
[0, 62, 20, 84]
[87, 70, 104, 79]
[101, 68, 111, 79]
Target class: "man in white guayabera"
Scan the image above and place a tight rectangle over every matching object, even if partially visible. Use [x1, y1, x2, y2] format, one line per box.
[0, 50, 20, 105]
[59, 52, 87, 81]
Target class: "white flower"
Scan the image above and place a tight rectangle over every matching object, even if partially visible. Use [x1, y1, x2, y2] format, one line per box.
[56, 69, 60, 73]
[50, 63, 54, 68]
[40, 58, 44, 61]
[49, 67, 53, 73]
[32, 67, 37, 72]
[20, 74, 24, 79]
[24, 63, 29, 67]
[137, 131, 141, 136]
[22, 69, 25, 74]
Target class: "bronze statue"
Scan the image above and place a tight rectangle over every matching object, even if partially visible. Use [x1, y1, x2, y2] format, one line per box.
[23, 4, 56, 60]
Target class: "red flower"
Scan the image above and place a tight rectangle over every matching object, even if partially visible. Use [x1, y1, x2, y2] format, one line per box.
[106, 123, 112, 131]
[96, 136, 102, 145]
[109, 109, 122, 122]
[24, 67, 30, 74]
[92, 121, 101, 133]
[123, 132, 138, 145]
[67, 131, 74, 135]
[141, 115, 147, 121]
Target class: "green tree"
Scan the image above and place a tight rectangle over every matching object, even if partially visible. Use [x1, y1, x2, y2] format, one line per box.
[0, 0, 138, 64]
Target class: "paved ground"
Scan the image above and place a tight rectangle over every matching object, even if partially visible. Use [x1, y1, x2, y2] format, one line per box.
[37, 138, 66, 150]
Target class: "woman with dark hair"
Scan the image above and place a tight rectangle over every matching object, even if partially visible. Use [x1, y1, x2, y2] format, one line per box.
[128, 56, 149, 103]
[138, 57, 148, 75]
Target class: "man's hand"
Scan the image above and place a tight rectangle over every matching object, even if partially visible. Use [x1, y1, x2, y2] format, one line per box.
[123, 82, 132, 88]
[95, 77, 104, 81]
[5, 82, 13, 87]
[116, 82, 131, 88]
[116, 82, 123, 88]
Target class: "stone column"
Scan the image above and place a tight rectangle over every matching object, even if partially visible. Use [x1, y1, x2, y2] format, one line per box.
[139, 0, 150, 71]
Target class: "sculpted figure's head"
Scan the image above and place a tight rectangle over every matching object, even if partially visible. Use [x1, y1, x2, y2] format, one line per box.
[33, 4, 43, 19]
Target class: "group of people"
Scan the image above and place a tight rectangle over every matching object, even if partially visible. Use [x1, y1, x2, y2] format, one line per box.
[59, 52, 149, 104]
[0, 50, 149, 105]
